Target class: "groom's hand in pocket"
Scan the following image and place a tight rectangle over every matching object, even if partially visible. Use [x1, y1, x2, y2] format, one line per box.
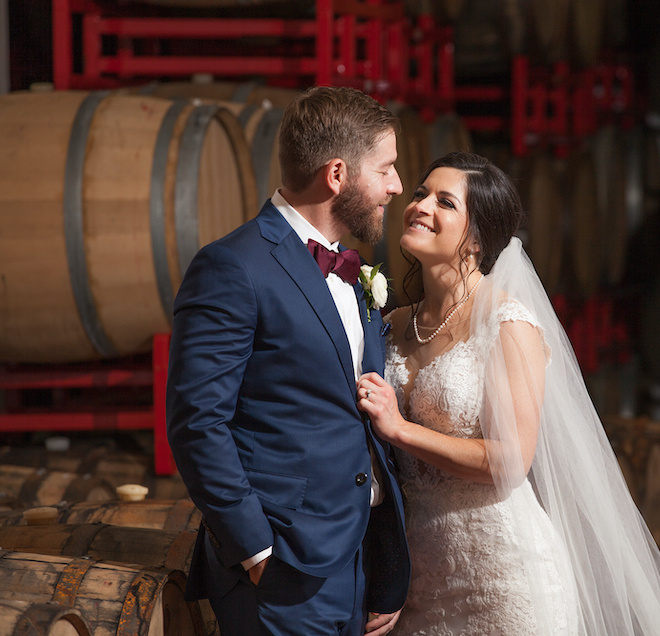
[365, 609, 401, 635]
[248, 556, 271, 585]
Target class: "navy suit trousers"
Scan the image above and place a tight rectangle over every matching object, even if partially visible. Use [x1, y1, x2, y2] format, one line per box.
[207, 535, 369, 636]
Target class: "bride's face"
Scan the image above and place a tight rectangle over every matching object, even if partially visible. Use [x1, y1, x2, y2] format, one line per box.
[400, 167, 470, 267]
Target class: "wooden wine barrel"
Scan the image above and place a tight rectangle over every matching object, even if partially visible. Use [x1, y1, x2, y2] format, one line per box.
[0, 465, 115, 507]
[0, 523, 197, 572]
[644, 443, 660, 545]
[643, 127, 660, 220]
[624, 126, 645, 239]
[0, 499, 201, 532]
[452, 0, 519, 76]
[453, 0, 571, 71]
[510, 152, 564, 295]
[0, 443, 146, 479]
[427, 113, 472, 160]
[139, 84, 291, 212]
[0, 552, 203, 636]
[568, 0, 605, 67]
[384, 106, 429, 305]
[0, 439, 190, 499]
[526, 0, 570, 63]
[0, 91, 258, 364]
[602, 0, 628, 49]
[565, 145, 600, 297]
[213, 99, 284, 213]
[592, 125, 628, 286]
[138, 79, 299, 109]
[0, 600, 92, 636]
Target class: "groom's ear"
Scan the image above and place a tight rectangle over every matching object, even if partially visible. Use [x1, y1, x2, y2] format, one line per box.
[324, 158, 348, 196]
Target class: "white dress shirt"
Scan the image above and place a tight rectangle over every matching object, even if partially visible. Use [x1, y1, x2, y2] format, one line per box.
[241, 191, 382, 571]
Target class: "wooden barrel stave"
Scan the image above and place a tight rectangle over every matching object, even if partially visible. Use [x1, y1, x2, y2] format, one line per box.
[565, 145, 600, 297]
[0, 599, 92, 636]
[0, 465, 115, 507]
[568, 0, 605, 67]
[510, 151, 564, 295]
[0, 552, 203, 636]
[0, 92, 256, 364]
[0, 523, 197, 572]
[0, 499, 201, 532]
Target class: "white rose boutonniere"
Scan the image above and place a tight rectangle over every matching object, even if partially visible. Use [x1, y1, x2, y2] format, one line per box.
[359, 263, 389, 321]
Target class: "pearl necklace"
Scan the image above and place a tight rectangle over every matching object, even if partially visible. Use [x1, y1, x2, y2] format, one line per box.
[413, 274, 484, 344]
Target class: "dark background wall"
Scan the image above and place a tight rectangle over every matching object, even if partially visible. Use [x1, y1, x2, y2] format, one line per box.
[7, 0, 660, 99]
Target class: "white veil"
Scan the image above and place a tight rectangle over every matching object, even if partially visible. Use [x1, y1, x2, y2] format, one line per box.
[471, 237, 660, 635]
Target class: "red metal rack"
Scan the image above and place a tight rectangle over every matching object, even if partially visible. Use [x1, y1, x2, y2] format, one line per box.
[457, 54, 635, 157]
[53, 1, 394, 93]
[41, 1, 640, 456]
[52, 0, 454, 108]
[0, 333, 175, 475]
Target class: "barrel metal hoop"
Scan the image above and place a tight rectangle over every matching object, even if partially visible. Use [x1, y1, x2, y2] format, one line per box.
[117, 571, 162, 636]
[164, 529, 196, 571]
[163, 499, 196, 532]
[251, 107, 283, 207]
[15, 602, 88, 636]
[150, 99, 188, 321]
[52, 557, 94, 607]
[138, 81, 159, 95]
[174, 103, 219, 278]
[237, 102, 258, 129]
[17, 470, 45, 507]
[63, 91, 118, 358]
[231, 80, 260, 103]
[61, 523, 107, 558]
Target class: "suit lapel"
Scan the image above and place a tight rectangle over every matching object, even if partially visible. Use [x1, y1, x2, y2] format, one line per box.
[354, 275, 384, 376]
[259, 204, 356, 393]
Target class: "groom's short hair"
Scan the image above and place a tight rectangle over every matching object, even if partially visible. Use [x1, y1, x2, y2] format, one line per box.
[278, 86, 399, 193]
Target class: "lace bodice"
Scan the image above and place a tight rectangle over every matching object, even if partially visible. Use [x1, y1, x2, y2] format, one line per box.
[385, 300, 576, 636]
[385, 299, 543, 491]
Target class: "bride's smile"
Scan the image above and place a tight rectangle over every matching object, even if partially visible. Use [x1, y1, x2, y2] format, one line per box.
[401, 167, 470, 270]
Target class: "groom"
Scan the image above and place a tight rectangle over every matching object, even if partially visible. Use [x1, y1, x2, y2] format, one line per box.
[167, 86, 410, 636]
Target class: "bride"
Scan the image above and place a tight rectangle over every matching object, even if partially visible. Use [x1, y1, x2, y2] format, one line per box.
[358, 152, 660, 635]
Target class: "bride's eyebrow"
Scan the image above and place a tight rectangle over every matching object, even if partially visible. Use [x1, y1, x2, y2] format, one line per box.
[437, 190, 462, 205]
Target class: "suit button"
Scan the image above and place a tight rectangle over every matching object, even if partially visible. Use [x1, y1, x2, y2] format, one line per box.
[355, 473, 368, 486]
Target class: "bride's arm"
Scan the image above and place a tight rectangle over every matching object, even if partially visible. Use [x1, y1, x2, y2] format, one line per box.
[358, 320, 545, 486]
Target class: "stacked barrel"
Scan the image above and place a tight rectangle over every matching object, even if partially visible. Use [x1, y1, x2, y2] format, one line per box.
[0, 434, 214, 636]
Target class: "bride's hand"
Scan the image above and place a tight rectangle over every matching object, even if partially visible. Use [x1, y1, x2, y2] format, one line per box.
[357, 372, 405, 444]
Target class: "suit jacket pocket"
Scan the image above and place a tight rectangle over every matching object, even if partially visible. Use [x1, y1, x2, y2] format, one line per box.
[245, 469, 308, 510]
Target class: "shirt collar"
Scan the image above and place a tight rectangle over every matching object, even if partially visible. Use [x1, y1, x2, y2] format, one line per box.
[271, 189, 340, 252]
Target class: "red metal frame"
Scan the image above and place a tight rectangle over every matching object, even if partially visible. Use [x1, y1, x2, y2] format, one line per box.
[458, 55, 635, 157]
[53, 0, 410, 97]
[0, 333, 175, 476]
[51, 0, 457, 108]
[552, 295, 630, 375]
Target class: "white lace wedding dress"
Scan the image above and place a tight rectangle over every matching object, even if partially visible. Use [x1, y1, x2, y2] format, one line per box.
[385, 300, 579, 636]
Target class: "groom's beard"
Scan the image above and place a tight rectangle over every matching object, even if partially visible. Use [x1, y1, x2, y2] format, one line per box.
[331, 180, 388, 246]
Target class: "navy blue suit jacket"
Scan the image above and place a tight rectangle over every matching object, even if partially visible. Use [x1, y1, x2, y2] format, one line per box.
[166, 200, 410, 613]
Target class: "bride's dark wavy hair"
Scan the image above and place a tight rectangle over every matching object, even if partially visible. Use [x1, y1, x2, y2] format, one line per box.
[402, 152, 526, 306]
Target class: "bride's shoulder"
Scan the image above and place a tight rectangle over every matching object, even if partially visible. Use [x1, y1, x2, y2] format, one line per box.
[478, 282, 535, 325]
[383, 306, 413, 341]
[493, 295, 536, 326]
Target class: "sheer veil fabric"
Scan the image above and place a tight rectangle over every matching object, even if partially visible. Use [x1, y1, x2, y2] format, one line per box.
[472, 237, 660, 634]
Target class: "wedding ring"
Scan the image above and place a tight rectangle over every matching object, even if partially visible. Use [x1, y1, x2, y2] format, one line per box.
[366, 389, 372, 399]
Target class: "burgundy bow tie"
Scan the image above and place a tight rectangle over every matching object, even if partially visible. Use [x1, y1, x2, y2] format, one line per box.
[307, 239, 361, 285]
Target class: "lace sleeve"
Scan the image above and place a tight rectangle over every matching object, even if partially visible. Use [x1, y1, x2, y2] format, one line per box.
[490, 299, 551, 367]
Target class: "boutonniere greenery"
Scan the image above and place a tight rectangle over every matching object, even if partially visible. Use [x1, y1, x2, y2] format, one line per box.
[359, 264, 389, 322]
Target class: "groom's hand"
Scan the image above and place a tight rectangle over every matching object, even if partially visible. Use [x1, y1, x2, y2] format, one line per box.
[248, 556, 270, 585]
[364, 609, 401, 635]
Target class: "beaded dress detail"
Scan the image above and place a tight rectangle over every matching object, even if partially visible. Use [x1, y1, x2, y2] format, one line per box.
[386, 300, 578, 636]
